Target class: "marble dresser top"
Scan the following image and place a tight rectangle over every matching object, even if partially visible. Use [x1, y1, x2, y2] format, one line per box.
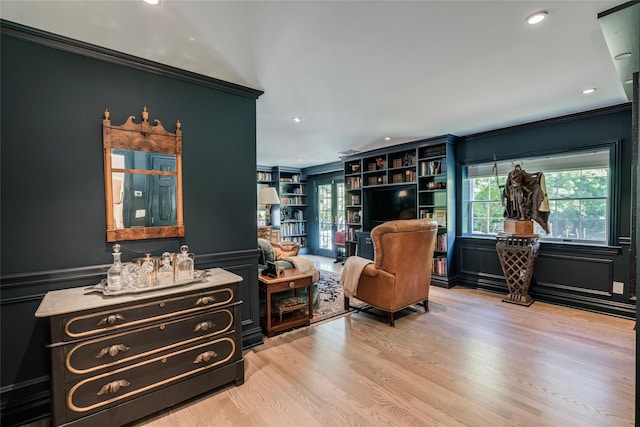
[35, 268, 242, 318]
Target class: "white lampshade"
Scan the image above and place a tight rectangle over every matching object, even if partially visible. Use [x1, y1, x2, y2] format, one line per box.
[258, 187, 280, 205]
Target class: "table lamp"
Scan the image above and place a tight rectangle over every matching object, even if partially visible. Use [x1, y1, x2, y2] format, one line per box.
[258, 187, 280, 225]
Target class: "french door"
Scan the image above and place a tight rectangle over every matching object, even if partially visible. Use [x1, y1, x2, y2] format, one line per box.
[317, 178, 345, 258]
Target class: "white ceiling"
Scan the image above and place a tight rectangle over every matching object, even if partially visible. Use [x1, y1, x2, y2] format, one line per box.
[0, 1, 631, 168]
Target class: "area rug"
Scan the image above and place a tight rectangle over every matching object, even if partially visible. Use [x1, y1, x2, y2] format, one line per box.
[311, 269, 348, 324]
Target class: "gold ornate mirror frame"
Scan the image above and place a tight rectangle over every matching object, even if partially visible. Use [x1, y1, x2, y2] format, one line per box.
[102, 107, 185, 242]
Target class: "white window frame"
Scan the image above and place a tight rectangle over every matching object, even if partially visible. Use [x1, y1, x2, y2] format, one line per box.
[462, 143, 619, 246]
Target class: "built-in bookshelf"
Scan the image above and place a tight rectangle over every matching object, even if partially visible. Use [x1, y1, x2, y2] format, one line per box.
[341, 135, 457, 287]
[256, 167, 274, 226]
[416, 142, 455, 286]
[344, 159, 363, 257]
[257, 166, 308, 250]
[277, 168, 307, 250]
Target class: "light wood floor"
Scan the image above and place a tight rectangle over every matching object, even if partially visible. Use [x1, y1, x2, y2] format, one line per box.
[26, 256, 636, 426]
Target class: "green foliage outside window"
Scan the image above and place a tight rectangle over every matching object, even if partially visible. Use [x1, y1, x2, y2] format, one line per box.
[469, 168, 609, 243]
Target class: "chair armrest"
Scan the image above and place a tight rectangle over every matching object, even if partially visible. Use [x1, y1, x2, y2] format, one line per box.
[360, 263, 381, 278]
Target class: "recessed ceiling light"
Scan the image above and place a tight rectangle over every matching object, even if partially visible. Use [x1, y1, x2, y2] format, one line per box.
[297, 158, 303, 162]
[292, 117, 302, 123]
[624, 79, 633, 85]
[384, 137, 391, 141]
[525, 11, 548, 25]
[581, 88, 597, 95]
[143, 0, 160, 5]
[614, 52, 632, 60]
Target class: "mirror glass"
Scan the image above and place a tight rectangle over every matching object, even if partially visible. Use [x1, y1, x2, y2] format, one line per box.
[111, 150, 177, 229]
[103, 108, 184, 242]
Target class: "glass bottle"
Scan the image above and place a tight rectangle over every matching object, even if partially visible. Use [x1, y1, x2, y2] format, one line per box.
[158, 252, 174, 286]
[175, 244, 194, 281]
[141, 253, 155, 287]
[107, 243, 123, 291]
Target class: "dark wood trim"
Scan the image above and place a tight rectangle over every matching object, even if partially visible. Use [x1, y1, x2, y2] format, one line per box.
[455, 236, 634, 318]
[341, 134, 459, 163]
[0, 377, 51, 427]
[302, 161, 343, 176]
[597, 0, 640, 19]
[0, 19, 264, 100]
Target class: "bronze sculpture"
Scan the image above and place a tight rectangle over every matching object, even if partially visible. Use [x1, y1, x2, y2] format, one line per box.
[502, 164, 550, 233]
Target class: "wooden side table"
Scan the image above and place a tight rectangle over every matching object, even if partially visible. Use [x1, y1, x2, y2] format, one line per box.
[258, 269, 313, 337]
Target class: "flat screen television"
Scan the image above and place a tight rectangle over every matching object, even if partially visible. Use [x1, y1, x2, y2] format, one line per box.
[363, 185, 417, 230]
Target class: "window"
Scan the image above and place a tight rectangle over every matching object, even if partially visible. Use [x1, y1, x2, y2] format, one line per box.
[464, 148, 612, 244]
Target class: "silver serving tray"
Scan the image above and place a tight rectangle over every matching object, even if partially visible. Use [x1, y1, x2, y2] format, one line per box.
[85, 270, 209, 296]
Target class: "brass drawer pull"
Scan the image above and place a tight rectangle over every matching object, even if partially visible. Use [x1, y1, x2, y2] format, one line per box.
[289, 281, 295, 288]
[194, 321, 216, 332]
[97, 379, 130, 396]
[97, 314, 125, 326]
[96, 344, 130, 359]
[193, 351, 218, 364]
[195, 296, 216, 306]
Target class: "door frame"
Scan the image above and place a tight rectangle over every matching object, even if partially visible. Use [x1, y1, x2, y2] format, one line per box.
[315, 175, 345, 258]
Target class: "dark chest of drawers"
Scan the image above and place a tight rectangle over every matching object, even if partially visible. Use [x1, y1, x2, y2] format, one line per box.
[35, 268, 244, 427]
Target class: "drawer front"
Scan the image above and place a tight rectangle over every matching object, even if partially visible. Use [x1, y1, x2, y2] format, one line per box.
[64, 308, 234, 379]
[268, 276, 313, 293]
[65, 335, 238, 422]
[63, 287, 235, 339]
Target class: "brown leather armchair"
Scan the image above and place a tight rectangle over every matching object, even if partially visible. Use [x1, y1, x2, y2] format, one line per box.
[343, 218, 438, 326]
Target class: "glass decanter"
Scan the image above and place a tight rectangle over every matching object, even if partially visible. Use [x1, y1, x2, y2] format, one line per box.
[140, 253, 155, 287]
[158, 252, 174, 286]
[107, 243, 123, 291]
[175, 244, 194, 281]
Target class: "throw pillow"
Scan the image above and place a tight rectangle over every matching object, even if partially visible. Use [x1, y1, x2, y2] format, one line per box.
[257, 226, 272, 241]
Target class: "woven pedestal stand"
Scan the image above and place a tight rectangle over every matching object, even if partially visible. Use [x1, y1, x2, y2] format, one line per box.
[496, 232, 540, 306]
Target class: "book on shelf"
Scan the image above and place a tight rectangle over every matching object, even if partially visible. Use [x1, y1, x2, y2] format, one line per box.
[421, 145, 446, 157]
[282, 222, 306, 236]
[432, 257, 447, 276]
[347, 227, 360, 241]
[437, 233, 448, 252]
[434, 209, 447, 227]
[391, 154, 416, 168]
[419, 160, 445, 176]
[347, 210, 361, 223]
[280, 175, 300, 183]
[347, 176, 362, 189]
[257, 171, 273, 181]
[392, 170, 416, 183]
[281, 196, 303, 205]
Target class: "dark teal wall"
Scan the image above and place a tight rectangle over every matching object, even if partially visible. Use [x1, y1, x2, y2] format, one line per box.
[1, 35, 258, 272]
[0, 26, 261, 426]
[458, 106, 633, 235]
